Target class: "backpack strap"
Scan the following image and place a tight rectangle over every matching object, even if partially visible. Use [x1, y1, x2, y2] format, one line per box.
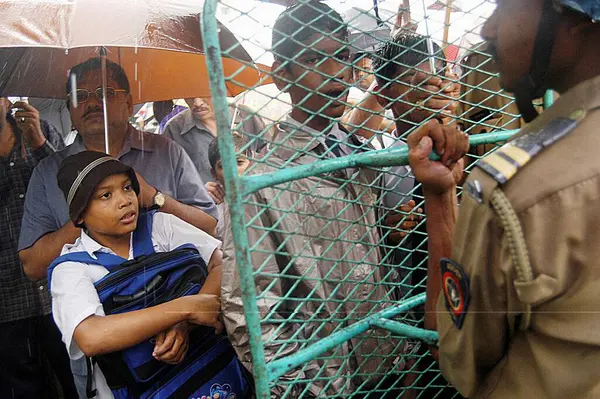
[132, 210, 156, 258]
[48, 211, 156, 289]
[47, 251, 126, 290]
[48, 252, 99, 290]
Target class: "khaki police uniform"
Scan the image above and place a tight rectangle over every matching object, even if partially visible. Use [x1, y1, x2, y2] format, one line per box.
[437, 74, 600, 398]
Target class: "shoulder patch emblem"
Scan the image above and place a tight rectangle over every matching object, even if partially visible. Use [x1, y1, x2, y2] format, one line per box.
[440, 258, 471, 329]
[478, 111, 585, 184]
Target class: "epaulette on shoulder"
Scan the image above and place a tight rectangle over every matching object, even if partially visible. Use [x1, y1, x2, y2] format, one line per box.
[476, 109, 586, 184]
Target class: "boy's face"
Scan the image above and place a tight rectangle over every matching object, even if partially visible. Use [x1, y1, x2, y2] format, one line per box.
[381, 60, 445, 123]
[353, 55, 374, 91]
[213, 154, 251, 186]
[274, 33, 352, 121]
[79, 173, 139, 240]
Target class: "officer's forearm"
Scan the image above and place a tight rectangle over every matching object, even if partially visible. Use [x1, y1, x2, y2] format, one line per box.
[423, 187, 458, 332]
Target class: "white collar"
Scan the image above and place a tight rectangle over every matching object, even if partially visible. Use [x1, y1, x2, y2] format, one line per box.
[65, 230, 133, 260]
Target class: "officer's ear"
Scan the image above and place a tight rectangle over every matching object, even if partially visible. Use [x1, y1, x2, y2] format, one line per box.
[563, 7, 598, 38]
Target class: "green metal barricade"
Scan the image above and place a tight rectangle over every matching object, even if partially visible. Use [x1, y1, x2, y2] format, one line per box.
[200, 1, 534, 397]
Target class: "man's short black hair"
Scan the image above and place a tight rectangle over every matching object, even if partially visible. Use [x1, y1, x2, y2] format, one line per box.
[272, 1, 349, 64]
[66, 57, 131, 95]
[208, 133, 247, 171]
[372, 33, 446, 85]
[353, 52, 373, 63]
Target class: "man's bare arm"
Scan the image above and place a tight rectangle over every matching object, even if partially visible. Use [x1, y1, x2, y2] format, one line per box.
[422, 188, 458, 331]
[136, 172, 217, 237]
[20, 222, 81, 280]
[343, 92, 386, 140]
[160, 196, 217, 237]
[407, 120, 469, 331]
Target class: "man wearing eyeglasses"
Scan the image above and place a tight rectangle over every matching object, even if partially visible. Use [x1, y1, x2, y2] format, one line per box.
[16, 57, 219, 397]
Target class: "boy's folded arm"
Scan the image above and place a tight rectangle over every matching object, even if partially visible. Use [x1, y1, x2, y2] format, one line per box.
[199, 248, 223, 296]
[73, 295, 220, 357]
[199, 264, 222, 297]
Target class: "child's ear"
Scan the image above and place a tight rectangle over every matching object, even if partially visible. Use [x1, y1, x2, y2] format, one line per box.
[272, 59, 291, 93]
[373, 84, 390, 108]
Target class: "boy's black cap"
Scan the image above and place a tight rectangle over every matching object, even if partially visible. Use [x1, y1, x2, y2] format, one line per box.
[57, 151, 140, 225]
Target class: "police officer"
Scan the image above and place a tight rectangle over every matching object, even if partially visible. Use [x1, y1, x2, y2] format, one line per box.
[407, 0, 600, 397]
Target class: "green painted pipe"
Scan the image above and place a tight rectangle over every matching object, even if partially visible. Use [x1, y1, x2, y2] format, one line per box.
[243, 129, 517, 196]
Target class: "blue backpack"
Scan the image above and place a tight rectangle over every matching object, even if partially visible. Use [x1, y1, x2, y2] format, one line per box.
[48, 212, 254, 399]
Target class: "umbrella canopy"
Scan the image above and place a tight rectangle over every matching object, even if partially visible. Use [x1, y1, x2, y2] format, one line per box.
[344, 7, 392, 53]
[0, 0, 263, 103]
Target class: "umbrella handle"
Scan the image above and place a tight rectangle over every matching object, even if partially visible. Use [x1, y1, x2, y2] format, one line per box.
[99, 47, 110, 154]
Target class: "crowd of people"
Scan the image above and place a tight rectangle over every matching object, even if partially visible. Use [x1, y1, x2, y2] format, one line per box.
[2, 0, 600, 398]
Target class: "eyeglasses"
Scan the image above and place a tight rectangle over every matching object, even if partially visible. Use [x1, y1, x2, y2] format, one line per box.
[68, 87, 128, 104]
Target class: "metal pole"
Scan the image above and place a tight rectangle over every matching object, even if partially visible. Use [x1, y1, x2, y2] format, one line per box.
[100, 47, 110, 154]
[242, 129, 518, 196]
[544, 90, 555, 109]
[201, 1, 270, 397]
[267, 293, 434, 381]
[422, 0, 437, 74]
[443, 0, 453, 47]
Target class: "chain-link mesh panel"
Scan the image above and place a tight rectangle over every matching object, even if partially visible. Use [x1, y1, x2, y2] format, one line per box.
[202, 1, 525, 397]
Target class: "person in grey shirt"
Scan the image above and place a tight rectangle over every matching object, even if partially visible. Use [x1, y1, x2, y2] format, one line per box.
[17, 58, 218, 397]
[371, 33, 462, 397]
[163, 96, 267, 184]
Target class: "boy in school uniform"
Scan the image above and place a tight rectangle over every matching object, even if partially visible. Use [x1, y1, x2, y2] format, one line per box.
[220, 2, 400, 396]
[205, 134, 253, 240]
[50, 151, 223, 398]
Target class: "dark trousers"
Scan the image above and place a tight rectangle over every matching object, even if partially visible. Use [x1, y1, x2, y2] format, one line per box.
[0, 314, 78, 399]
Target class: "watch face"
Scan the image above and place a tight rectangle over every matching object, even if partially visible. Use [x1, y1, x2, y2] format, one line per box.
[155, 192, 166, 207]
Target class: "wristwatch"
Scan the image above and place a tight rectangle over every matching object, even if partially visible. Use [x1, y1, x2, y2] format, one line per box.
[151, 190, 166, 210]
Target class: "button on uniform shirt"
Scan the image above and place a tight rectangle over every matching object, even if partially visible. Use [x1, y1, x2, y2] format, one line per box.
[438, 74, 600, 398]
[221, 116, 398, 397]
[163, 104, 267, 184]
[0, 117, 64, 323]
[50, 213, 221, 399]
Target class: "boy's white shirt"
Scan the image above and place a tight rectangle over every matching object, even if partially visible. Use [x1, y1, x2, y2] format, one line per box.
[51, 212, 221, 399]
